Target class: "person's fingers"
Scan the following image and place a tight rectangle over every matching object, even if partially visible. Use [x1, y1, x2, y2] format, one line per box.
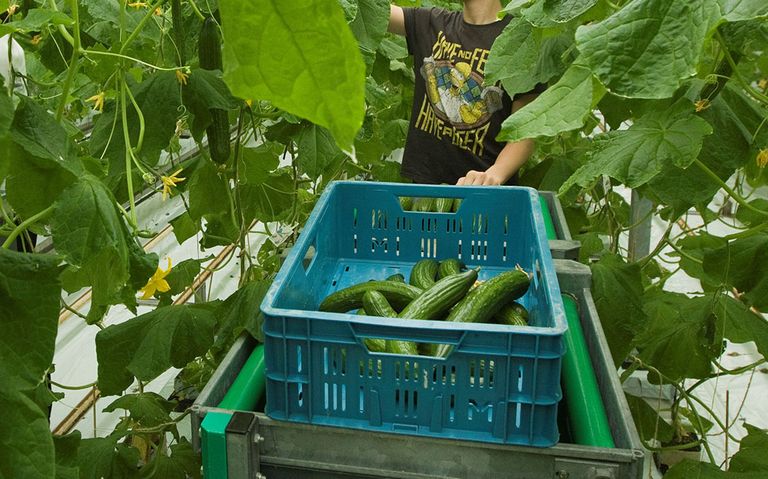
[456, 176, 466, 186]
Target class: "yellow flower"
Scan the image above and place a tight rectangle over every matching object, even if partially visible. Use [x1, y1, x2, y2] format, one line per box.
[759, 79, 768, 91]
[245, 99, 253, 108]
[31, 34, 42, 46]
[127, 1, 149, 8]
[758, 148, 768, 169]
[154, 7, 164, 15]
[139, 258, 172, 300]
[175, 69, 189, 86]
[87, 92, 106, 112]
[161, 168, 185, 201]
[6, 3, 18, 16]
[694, 99, 710, 113]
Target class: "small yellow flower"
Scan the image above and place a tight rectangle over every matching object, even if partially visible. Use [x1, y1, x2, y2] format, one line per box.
[757, 148, 768, 169]
[31, 34, 42, 46]
[87, 92, 106, 112]
[758, 79, 768, 91]
[6, 3, 18, 16]
[154, 6, 164, 15]
[245, 99, 253, 108]
[175, 69, 189, 86]
[694, 99, 711, 113]
[127, 1, 149, 8]
[161, 168, 186, 201]
[139, 258, 172, 300]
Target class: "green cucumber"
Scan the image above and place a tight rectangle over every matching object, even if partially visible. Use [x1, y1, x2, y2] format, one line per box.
[386, 273, 406, 283]
[362, 291, 414, 354]
[451, 198, 463, 212]
[398, 269, 478, 321]
[494, 302, 529, 326]
[436, 268, 530, 357]
[357, 308, 386, 352]
[399, 196, 413, 211]
[171, 0, 185, 66]
[434, 197, 454, 212]
[409, 259, 439, 289]
[199, 15, 230, 165]
[319, 281, 422, 313]
[438, 258, 464, 279]
[412, 197, 435, 212]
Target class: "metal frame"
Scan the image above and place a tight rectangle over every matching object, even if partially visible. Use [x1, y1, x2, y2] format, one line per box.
[191, 259, 649, 479]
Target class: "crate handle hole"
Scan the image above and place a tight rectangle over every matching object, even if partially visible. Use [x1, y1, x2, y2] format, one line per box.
[301, 244, 317, 273]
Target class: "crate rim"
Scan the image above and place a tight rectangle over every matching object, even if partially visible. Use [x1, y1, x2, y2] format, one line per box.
[261, 180, 567, 334]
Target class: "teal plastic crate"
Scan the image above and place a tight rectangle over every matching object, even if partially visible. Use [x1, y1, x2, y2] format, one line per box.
[260, 181, 567, 446]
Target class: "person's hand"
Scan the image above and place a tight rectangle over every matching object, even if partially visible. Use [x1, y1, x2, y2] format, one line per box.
[456, 169, 505, 186]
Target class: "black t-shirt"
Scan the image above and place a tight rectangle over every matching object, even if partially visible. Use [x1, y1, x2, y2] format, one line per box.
[401, 7, 515, 185]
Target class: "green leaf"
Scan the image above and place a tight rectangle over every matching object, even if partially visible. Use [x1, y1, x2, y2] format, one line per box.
[54, 432, 81, 479]
[718, 0, 768, 21]
[624, 393, 675, 443]
[5, 145, 77, 219]
[188, 161, 230, 221]
[713, 294, 768, 363]
[10, 97, 79, 173]
[486, 18, 571, 97]
[220, 0, 365, 149]
[214, 281, 271, 349]
[145, 438, 201, 479]
[575, 0, 721, 98]
[730, 424, 768, 473]
[183, 69, 240, 139]
[239, 143, 279, 185]
[522, 0, 598, 26]
[77, 436, 141, 479]
[736, 200, 768, 227]
[96, 304, 217, 395]
[240, 170, 296, 223]
[349, 0, 390, 56]
[0, 249, 63, 390]
[103, 393, 177, 429]
[50, 175, 130, 306]
[0, 389, 55, 479]
[170, 212, 199, 245]
[163, 257, 209, 296]
[704, 234, 768, 311]
[0, 89, 13, 139]
[665, 459, 767, 478]
[636, 291, 721, 381]
[673, 233, 726, 290]
[297, 123, 344, 177]
[590, 254, 648, 366]
[6, 9, 73, 32]
[498, 62, 601, 142]
[560, 100, 712, 192]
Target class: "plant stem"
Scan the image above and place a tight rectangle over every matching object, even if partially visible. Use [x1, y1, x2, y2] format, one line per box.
[47, 0, 76, 46]
[715, 31, 768, 106]
[124, 83, 146, 154]
[692, 159, 768, 217]
[121, 79, 139, 231]
[1, 206, 54, 249]
[724, 221, 768, 241]
[83, 49, 182, 72]
[120, 0, 165, 55]
[50, 380, 97, 391]
[187, 0, 206, 20]
[55, 0, 81, 121]
[666, 240, 703, 264]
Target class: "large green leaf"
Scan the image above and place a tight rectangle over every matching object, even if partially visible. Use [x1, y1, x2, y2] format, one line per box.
[54, 432, 81, 479]
[575, 0, 721, 98]
[103, 393, 176, 429]
[10, 97, 79, 171]
[0, 249, 63, 390]
[624, 393, 675, 443]
[0, 90, 13, 139]
[77, 435, 141, 479]
[239, 170, 296, 223]
[188, 161, 230, 221]
[0, 389, 55, 479]
[703, 233, 768, 311]
[214, 280, 271, 349]
[666, 459, 768, 478]
[730, 424, 768, 473]
[145, 439, 201, 479]
[239, 143, 282, 185]
[522, 0, 598, 26]
[673, 233, 726, 290]
[485, 18, 541, 95]
[560, 100, 712, 192]
[50, 175, 131, 306]
[95, 304, 217, 395]
[349, 0, 390, 56]
[590, 254, 648, 366]
[718, 0, 768, 21]
[220, 0, 365, 149]
[297, 123, 344, 178]
[636, 291, 721, 381]
[713, 294, 768, 362]
[498, 62, 600, 142]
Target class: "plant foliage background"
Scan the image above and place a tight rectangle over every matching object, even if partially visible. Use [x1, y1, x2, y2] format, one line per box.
[1, 0, 768, 477]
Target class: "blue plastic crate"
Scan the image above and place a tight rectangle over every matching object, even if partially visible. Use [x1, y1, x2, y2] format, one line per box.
[261, 181, 567, 447]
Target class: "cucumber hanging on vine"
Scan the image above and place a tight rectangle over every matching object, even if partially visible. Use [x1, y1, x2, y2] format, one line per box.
[199, 15, 231, 164]
[171, 0, 185, 66]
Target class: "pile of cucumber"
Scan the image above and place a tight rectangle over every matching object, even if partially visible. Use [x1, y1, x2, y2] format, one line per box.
[399, 196, 461, 213]
[319, 259, 531, 357]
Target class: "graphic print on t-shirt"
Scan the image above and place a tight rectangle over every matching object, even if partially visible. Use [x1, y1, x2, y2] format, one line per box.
[413, 31, 504, 157]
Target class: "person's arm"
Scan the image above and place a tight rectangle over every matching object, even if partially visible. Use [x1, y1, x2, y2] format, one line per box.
[457, 93, 539, 186]
[389, 5, 405, 35]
